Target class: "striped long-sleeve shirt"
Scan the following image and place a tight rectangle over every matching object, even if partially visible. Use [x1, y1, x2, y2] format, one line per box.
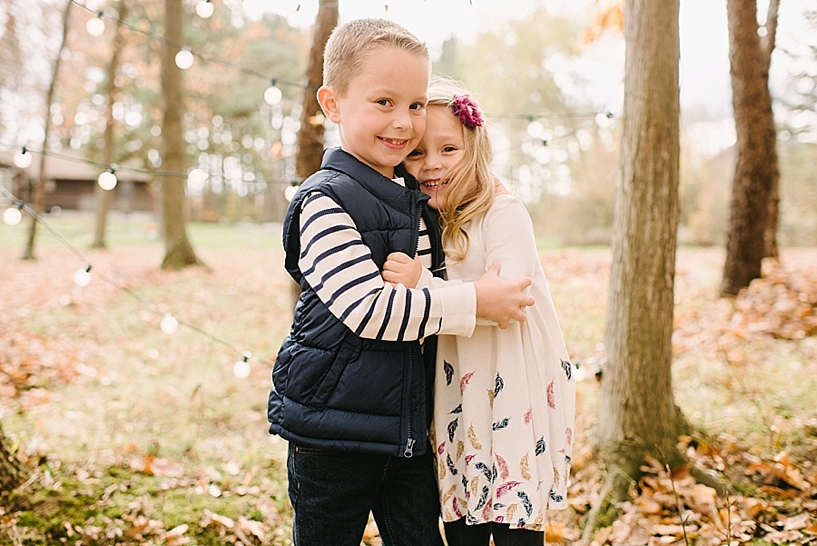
[298, 191, 476, 341]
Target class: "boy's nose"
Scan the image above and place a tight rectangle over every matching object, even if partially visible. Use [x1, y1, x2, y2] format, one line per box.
[392, 108, 412, 130]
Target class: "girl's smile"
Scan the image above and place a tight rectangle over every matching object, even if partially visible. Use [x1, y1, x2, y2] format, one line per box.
[403, 105, 465, 210]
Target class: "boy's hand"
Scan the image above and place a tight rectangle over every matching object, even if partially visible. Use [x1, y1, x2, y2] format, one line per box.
[475, 262, 534, 329]
[382, 252, 423, 288]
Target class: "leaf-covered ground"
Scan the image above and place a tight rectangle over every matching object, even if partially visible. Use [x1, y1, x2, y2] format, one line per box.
[0, 214, 815, 545]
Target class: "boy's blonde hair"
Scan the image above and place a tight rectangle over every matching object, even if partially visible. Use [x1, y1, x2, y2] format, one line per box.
[323, 18, 430, 97]
[427, 76, 496, 263]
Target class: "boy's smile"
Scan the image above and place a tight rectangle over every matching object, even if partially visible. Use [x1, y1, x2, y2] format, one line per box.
[318, 47, 430, 179]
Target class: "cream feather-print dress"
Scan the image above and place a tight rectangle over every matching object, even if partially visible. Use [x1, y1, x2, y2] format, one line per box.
[422, 193, 575, 530]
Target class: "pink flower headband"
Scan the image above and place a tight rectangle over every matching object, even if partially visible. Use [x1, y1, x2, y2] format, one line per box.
[451, 94, 484, 129]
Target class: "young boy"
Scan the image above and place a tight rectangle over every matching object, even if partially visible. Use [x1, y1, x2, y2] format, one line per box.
[267, 18, 534, 546]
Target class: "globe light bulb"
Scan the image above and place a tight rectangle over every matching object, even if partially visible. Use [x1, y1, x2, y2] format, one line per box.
[160, 314, 179, 335]
[98, 171, 117, 190]
[264, 85, 283, 106]
[86, 16, 105, 37]
[175, 49, 194, 70]
[187, 168, 207, 186]
[526, 120, 544, 139]
[13, 150, 32, 169]
[3, 207, 22, 226]
[284, 184, 298, 202]
[195, 0, 214, 18]
[233, 356, 251, 378]
[74, 268, 92, 287]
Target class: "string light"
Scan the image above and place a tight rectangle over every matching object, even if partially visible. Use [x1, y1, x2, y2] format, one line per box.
[284, 181, 298, 202]
[13, 147, 33, 169]
[86, 11, 106, 37]
[97, 166, 118, 190]
[160, 313, 180, 335]
[195, 0, 214, 19]
[175, 47, 195, 70]
[233, 353, 252, 378]
[73, 265, 92, 287]
[2, 201, 24, 226]
[67, 1, 608, 124]
[0, 184, 274, 371]
[263, 81, 283, 106]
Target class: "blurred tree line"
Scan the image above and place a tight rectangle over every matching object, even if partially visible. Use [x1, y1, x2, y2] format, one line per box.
[1, 1, 815, 247]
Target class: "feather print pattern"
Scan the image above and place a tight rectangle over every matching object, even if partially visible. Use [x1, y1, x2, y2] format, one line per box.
[431, 208, 575, 531]
[547, 380, 556, 409]
[535, 437, 547, 456]
[495, 481, 521, 498]
[492, 417, 510, 431]
[444, 360, 454, 385]
[467, 424, 483, 450]
[496, 454, 510, 481]
[519, 453, 531, 481]
[448, 418, 459, 442]
[459, 371, 474, 395]
[561, 359, 572, 380]
[494, 373, 504, 397]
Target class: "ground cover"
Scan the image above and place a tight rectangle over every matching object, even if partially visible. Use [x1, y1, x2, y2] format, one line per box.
[1, 213, 815, 545]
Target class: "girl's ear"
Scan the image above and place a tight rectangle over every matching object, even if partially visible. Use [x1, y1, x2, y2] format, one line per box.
[316, 86, 341, 124]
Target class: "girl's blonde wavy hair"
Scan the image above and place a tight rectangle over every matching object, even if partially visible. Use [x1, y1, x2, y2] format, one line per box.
[427, 76, 496, 263]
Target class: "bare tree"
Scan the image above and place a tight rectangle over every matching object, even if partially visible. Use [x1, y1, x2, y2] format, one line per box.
[720, 0, 781, 296]
[595, 0, 684, 497]
[22, 0, 72, 260]
[92, 0, 130, 249]
[160, 0, 201, 269]
[290, 0, 338, 307]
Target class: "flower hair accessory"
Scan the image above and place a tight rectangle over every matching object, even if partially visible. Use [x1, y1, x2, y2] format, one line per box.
[451, 94, 484, 129]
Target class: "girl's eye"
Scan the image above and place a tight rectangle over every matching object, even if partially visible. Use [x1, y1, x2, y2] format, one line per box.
[376, 99, 392, 106]
[406, 149, 423, 158]
[443, 146, 458, 153]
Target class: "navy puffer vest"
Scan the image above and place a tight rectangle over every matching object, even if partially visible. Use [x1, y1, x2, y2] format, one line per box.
[267, 148, 444, 458]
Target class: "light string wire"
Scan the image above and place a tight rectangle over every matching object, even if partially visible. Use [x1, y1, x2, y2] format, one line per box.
[0, 183, 273, 369]
[0, 140, 291, 186]
[69, 0, 611, 122]
[71, 0, 306, 91]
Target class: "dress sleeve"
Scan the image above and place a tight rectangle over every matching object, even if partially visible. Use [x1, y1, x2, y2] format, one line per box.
[298, 192, 476, 340]
[480, 196, 540, 282]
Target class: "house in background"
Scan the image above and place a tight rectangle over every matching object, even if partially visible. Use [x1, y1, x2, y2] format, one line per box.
[0, 149, 155, 213]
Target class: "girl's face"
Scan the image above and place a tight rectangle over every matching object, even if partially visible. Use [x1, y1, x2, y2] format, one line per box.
[403, 104, 465, 210]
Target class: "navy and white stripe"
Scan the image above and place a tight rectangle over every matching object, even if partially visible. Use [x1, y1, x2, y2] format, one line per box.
[299, 192, 441, 341]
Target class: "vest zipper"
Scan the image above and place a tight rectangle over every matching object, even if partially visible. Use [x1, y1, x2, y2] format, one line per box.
[404, 348, 415, 458]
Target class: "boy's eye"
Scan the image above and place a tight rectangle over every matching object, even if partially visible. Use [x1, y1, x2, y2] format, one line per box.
[409, 102, 426, 111]
[376, 99, 392, 107]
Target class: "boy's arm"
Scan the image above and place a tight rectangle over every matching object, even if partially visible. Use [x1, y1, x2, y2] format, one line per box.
[298, 192, 475, 340]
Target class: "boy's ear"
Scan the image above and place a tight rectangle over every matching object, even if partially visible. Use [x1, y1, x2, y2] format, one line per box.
[316, 86, 342, 124]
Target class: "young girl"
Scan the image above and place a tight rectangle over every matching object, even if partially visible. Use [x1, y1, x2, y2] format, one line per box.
[382, 77, 575, 546]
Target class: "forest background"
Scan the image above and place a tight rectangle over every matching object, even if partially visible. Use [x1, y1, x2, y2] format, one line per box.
[1, 0, 817, 544]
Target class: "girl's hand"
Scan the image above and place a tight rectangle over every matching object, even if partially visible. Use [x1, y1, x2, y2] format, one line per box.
[382, 252, 423, 288]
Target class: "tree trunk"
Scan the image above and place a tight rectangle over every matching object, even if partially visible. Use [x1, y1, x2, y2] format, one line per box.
[290, 0, 338, 308]
[720, 0, 780, 295]
[596, 0, 683, 497]
[0, 423, 28, 495]
[92, 0, 129, 250]
[22, 0, 72, 261]
[160, 0, 202, 270]
[761, 0, 781, 259]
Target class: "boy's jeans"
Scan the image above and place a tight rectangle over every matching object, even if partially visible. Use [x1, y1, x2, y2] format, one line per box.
[287, 442, 445, 546]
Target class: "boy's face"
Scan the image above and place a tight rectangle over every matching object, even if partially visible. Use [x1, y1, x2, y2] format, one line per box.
[403, 105, 465, 211]
[319, 47, 429, 179]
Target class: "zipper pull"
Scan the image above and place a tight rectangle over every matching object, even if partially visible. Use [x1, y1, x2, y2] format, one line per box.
[404, 437, 416, 458]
